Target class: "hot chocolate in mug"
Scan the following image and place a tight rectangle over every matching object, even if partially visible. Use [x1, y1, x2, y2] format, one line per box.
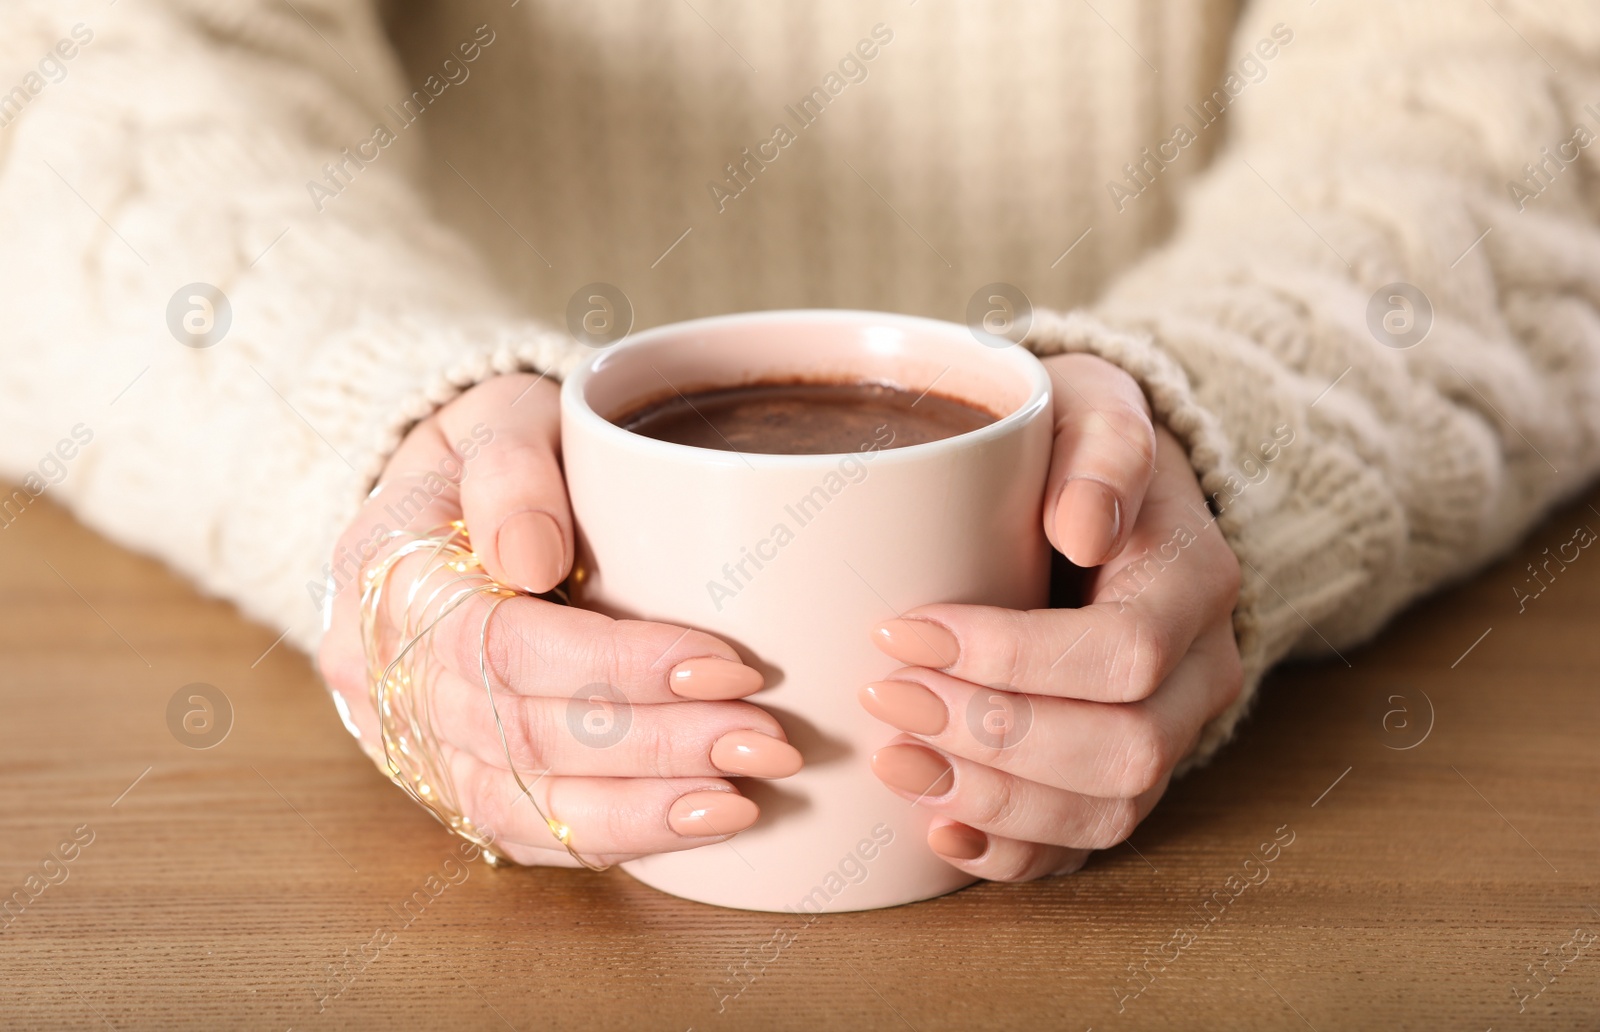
[559, 309, 1054, 912]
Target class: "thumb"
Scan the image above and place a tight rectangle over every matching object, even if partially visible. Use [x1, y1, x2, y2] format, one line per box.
[441, 372, 574, 593]
[1041, 354, 1158, 566]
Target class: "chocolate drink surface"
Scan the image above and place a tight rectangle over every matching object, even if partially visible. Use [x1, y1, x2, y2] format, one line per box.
[614, 380, 999, 455]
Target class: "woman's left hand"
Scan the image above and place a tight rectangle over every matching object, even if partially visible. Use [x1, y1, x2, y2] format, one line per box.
[859, 352, 1243, 880]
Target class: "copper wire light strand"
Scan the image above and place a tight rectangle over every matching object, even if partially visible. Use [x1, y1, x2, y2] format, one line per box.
[478, 593, 611, 871]
[356, 520, 604, 868]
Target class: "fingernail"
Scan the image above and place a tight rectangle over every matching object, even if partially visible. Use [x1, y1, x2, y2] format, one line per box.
[668, 789, 759, 837]
[711, 729, 803, 778]
[496, 509, 565, 592]
[928, 823, 987, 861]
[871, 743, 955, 798]
[669, 657, 764, 700]
[859, 680, 948, 736]
[870, 619, 960, 669]
[1057, 478, 1120, 566]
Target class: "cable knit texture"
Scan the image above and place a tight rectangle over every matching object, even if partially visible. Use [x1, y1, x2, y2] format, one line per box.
[2, 0, 1598, 772]
[1031, 0, 1600, 765]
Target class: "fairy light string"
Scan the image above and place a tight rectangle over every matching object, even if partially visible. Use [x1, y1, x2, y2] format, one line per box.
[358, 519, 610, 871]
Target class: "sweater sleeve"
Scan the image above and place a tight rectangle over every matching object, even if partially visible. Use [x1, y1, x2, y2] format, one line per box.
[0, 1, 583, 653]
[1026, 0, 1600, 769]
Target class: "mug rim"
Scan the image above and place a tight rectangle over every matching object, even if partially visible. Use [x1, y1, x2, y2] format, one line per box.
[560, 308, 1052, 468]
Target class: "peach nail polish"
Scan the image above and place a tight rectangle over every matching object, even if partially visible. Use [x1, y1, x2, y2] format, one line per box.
[870, 618, 960, 669]
[928, 823, 987, 861]
[871, 743, 955, 798]
[496, 509, 565, 591]
[858, 680, 948, 736]
[1056, 478, 1120, 566]
[711, 729, 803, 778]
[669, 656, 764, 700]
[668, 789, 759, 837]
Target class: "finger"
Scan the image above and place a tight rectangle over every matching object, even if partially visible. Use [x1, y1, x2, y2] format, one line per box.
[1041, 354, 1156, 566]
[869, 432, 1237, 702]
[869, 735, 1167, 849]
[433, 590, 765, 704]
[869, 600, 1198, 704]
[925, 819, 1088, 882]
[433, 672, 802, 779]
[444, 743, 761, 863]
[859, 617, 1242, 797]
[438, 373, 574, 594]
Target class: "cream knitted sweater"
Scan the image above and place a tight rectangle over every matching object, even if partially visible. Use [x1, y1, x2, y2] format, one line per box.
[3, 0, 1598, 766]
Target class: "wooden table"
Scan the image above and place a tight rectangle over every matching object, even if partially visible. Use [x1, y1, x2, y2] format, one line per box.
[2, 486, 1598, 1031]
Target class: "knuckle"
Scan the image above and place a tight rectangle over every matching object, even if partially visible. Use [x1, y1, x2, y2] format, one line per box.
[1076, 389, 1154, 463]
[592, 781, 672, 848]
[1110, 711, 1170, 797]
[983, 849, 1037, 883]
[473, 435, 553, 486]
[643, 723, 683, 778]
[991, 621, 1029, 690]
[607, 620, 668, 691]
[1112, 407, 1157, 468]
[488, 599, 556, 689]
[1111, 621, 1166, 702]
[434, 598, 477, 678]
[966, 774, 1022, 833]
[1086, 799, 1140, 849]
[923, 606, 1012, 684]
[592, 797, 632, 848]
[453, 603, 512, 689]
[507, 698, 555, 771]
[960, 683, 1035, 757]
[460, 763, 510, 835]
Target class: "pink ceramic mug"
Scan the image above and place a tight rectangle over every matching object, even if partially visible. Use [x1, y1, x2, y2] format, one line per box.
[559, 309, 1054, 912]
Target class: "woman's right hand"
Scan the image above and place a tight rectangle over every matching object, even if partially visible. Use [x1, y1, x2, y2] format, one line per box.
[316, 373, 802, 867]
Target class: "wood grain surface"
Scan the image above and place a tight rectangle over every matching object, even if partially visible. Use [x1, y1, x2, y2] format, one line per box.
[2, 486, 1598, 1031]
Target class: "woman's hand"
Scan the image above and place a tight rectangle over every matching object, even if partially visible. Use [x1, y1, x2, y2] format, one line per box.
[859, 353, 1242, 880]
[317, 374, 802, 867]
